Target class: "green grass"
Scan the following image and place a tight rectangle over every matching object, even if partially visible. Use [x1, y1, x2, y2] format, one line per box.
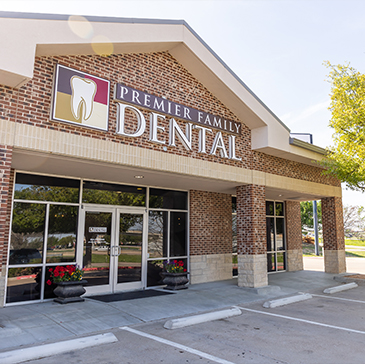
[346, 251, 365, 258]
[91, 254, 141, 264]
[345, 239, 365, 247]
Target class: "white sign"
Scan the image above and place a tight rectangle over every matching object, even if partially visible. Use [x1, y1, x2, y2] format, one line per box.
[89, 227, 107, 233]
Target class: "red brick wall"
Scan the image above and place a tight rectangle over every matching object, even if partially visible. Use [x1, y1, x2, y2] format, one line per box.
[0, 147, 13, 271]
[322, 197, 345, 251]
[190, 190, 232, 256]
[0, 51, 339, 187]
[285, 201, 302, 250]
[236, 185, 266, 255]
[0, 86, 17, 122]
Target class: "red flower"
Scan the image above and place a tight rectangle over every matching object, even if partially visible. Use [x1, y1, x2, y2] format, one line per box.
[46, 279, 52, 286]
[183, 268, 187, 272]
[49, 268, 53, 272]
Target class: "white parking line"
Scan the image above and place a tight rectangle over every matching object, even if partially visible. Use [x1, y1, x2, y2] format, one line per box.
[237, 307, 365, 335]
[311, 293, 365, 304]
[120, 326, 235, 364]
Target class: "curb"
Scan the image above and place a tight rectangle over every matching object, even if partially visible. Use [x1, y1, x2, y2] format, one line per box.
[263, 293, 312, 308]
[164, 307, 242, 330]
[323, 282, 358, 294]
[0, 333, 118, 364]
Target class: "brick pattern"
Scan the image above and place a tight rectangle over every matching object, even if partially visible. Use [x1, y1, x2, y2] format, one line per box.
[285, 201, 302, 251]
[0, 51, 339, 187]
[322, 197, 345, 251]
[189, 190, 232, 256]
[236, 185, 266, 255]
[0, 147, 13, 272]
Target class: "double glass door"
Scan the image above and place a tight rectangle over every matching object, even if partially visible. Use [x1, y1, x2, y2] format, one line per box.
[79, 206, 147, 294]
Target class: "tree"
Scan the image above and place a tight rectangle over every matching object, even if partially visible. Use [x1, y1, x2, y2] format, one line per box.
[323, 62, 365, 191]
[300, 201, 322, 230]
[343, 205, 365, 238]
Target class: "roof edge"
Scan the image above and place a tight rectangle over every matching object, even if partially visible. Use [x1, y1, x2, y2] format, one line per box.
[289, 137, 327, 156]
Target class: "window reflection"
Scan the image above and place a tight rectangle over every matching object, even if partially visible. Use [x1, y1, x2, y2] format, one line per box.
[6, 267, 42, 303]
[148, 211, 168, 258]
[14, 173, 79, 203]
[83, 181, 145, 206]
[10, 203, 45, 264]
[47, 205, 78, 263]
[149, 189, 187, 210]
[170, 212, 187, 257]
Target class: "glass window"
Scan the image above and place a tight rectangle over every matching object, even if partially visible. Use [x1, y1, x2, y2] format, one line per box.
[266, 217, 275, 252]
[232, 214, 237, 254]
[170, 212, 187, 257]
[149, 188, 187, 210]
[47, 205, 78, 263]
[276, 218, 285, 251]
[266, 201, 274, 216]
[275, 202, 284, 216]
[14, 173, 79, 203]
[232, 197, 237, 214]
[148, 211, 168, 258]
[10, 202, 45, 265]
[6, 267, 42, 303]
[277, 253, 286, 271]
[82, 181, 146, 206]
[147, 260, 164, 287]
[267, 253, 276, 272]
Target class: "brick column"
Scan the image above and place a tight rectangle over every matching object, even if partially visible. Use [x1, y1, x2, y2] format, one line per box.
[321, 197, 346, 274]
[0, 145, 13, 307]
[285, 201, 303, 271]
[189, 190, 232, 284]
[236, 184, 267, 287]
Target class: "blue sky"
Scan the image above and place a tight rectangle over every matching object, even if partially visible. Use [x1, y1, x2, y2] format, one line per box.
[1, 0, 364, 206]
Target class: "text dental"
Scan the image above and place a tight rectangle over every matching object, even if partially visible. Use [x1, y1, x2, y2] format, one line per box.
[114, 84, 242, 161]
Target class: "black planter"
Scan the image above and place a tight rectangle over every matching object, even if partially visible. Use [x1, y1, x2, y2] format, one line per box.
[53, 280, 88, 304]
[161, 272, 189, 290]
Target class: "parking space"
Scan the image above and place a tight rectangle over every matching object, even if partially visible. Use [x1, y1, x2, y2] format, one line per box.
[25, 284, 365, 364]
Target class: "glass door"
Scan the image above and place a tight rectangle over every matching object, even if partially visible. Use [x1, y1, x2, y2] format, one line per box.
[80, 206, 146, 295]
[82, 209, 114, 293]
[115, 211, 146, 291]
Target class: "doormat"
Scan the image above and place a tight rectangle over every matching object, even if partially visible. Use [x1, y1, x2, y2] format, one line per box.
[88, 289, 175, 303]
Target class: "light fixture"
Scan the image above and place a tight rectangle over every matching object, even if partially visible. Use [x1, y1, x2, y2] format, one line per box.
[134, 175, 144, 179]
[278, 194, 283, 197]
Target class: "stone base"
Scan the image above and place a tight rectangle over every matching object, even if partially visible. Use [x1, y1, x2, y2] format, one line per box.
[190, 254, 232, 284]
[324, 250, 346, 274]
[287, 249, 303, 272]
[237, 254, 268, 288]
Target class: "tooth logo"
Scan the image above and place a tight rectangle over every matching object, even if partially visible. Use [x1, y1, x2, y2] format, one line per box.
[51, 64, 110, 131]
[71, 76, 97, 122]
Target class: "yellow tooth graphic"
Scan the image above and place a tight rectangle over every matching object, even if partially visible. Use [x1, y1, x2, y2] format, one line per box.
[70, 76, 97, 122]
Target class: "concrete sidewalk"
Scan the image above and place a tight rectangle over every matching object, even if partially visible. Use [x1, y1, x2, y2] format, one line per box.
[303, 256, 365, 273]
[0, 270, 340, 353]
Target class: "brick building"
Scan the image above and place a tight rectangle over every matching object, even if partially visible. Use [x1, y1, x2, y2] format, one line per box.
[0, 12, 345, 306]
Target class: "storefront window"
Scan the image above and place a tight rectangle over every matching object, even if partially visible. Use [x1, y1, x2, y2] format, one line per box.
[147, 191, 188, 287]
[14, 173, 79, 203]
[47, 205, 78, 263]
[7, 267, 42, 303]
[266, 201, 286, 273]
[10, 202, 45, 265]
[149, 188, 187, 210]
[148, 211, 168, 258]
[170, 212, 187, 257]
[83, 181, 146, 206]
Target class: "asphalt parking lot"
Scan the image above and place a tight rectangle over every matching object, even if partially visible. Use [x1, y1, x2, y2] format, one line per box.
[25, 283, 365, 364]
